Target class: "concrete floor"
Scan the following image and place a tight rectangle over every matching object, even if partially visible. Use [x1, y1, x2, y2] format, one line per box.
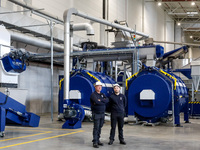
[1, 114, 200, 150]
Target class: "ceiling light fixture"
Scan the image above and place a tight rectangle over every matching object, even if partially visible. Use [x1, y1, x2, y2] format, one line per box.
[190, 36, 193, 38]
[177, 22, 181, 26]
[191, 2, 195, 6]
[158, 2, 162, 6]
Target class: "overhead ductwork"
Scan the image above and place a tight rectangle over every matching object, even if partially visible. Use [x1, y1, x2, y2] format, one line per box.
[72, 23, 94, 35]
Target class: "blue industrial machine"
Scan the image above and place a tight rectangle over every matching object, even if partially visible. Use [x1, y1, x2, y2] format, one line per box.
[59, 69, 116, 129]
[0, 91, 40, 137]
[126, 66, 189, 126]
[0, 52, 40, 137]
[1, 50, 29, 73]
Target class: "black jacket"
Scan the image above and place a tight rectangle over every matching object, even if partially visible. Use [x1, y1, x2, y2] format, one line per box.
[90, 91, 109, 114]
[109, 93, 127, 113]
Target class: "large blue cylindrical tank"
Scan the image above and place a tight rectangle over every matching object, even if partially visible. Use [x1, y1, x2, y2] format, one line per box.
[126, 67, 189, 125]
[59, 69, 116, 112]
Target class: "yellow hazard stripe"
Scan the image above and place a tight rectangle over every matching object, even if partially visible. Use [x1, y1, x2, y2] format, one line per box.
[159, 69, 177, 90]
[189, 101, 200, 104]
[125, 72, 138, 90]
[86, 72, 100, 81]
[59, 78, 64, 90]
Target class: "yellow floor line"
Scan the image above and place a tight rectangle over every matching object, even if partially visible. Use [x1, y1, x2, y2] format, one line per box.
[0, 131, 52, 142]
[5, 129, 51, 132]
[6, 127, 78, 132]
[36, 127, 80, 131]
[0, 130, 84, 149]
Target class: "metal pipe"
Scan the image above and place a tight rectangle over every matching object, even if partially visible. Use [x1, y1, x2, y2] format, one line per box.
[153, 40, 200, 47]
[63, 8, 149, 100]
[9, 30, 63, 51]
[72, 23, 94, 35]
[50, 21, 54, 122]
[73, 10, 149, 38]
[9, 30, 83, 52]
[115, 61, 118, 81]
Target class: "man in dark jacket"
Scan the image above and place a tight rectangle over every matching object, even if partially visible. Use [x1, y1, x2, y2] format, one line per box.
[108, 83, 127, 145]
[90, 81, 109, 148]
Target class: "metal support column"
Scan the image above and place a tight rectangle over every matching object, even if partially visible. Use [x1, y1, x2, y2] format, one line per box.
[133, 25, 138, 74]
[115, 61, 118, 81]
[50, 20, 54, 122]
[123, 64, 127, 95]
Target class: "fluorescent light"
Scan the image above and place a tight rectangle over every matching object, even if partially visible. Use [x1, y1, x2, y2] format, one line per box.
[187, 12, 198, 15]
[191, 2, 195, 6]
[177, 22, 181, 26]
[158, 2, 162, 6]
[190, 36, 193, 38]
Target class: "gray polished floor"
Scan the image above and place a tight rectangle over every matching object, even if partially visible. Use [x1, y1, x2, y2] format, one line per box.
[1, 114, 200, 150]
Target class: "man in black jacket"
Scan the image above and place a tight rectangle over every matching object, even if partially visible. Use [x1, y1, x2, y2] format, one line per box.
[108, 83, 127, 145]
[90, 81, 109, 148]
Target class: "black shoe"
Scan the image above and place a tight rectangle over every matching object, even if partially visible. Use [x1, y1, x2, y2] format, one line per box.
[108, 140, 113, 145]
[98, 141, 104, 146]
[120, 140, 126, 145]
[93, 143, 99, 148]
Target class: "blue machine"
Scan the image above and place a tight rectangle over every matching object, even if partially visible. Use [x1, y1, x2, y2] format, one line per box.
[0, 92, 40, 137]
[59, 69, 116, 129]
[126, 66, 189, 126]
[1, 50, 30, 73]
[0, 51, 40, 137]
[1, 56, 26, 73]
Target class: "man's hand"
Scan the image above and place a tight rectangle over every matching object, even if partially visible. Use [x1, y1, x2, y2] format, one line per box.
[98, 99, 101, 101]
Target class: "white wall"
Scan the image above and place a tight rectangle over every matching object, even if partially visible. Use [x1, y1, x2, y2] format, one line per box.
[18, 63, 63, 114]
[1, 0, 176, 114]
[191, 47, 200, 59]
[165, 14, 175, 52]
[127, 0, 174, 52]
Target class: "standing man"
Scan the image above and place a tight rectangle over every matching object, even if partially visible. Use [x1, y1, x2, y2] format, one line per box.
[108, 83, 127, 145]
[90, 81, 109, 148]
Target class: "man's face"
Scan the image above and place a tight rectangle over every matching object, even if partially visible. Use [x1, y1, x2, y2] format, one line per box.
[95, 85, 102, 93]
[114, 86, 120, 93]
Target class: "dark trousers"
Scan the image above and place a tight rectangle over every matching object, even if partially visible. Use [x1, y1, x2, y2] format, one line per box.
[109, 112, 124, 141]
[92, 113, 105, 144]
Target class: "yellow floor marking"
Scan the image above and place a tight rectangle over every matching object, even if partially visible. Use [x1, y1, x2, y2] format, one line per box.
[36, 127, 80, 131]
[0, 131, 52, 142]
[5, 129, 51, 132]
[0, 130, 84, 149]
[6, 127, 77, 132]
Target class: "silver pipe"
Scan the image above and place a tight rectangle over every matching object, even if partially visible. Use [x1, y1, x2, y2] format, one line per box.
[73, 9, 149, 38]
[9, 30, 64, 52]
[115, 61, 118, 81]
[73, 23, 94, 35]
[9, 30, 83, 52]
[153, 40, 200, 47]
[63, 9, 75, 100]
[172, 81, 175, 127]
[50, 21, 54, 122]
[100, 24, 105, 45]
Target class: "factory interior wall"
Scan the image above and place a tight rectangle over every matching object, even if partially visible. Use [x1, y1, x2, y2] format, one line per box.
[127, 0, 174, 52]
[2, 0, 175, 114]
[191, 47, 200, 59]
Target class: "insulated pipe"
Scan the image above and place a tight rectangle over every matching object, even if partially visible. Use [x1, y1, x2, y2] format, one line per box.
[154, 40, 200, 47]
[71, 9, 149, 38]
[8, 30, 83, 52]
[9, 30, 64, 51]
[63, 8, 149, 100]
[72, 23, 94, 35]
